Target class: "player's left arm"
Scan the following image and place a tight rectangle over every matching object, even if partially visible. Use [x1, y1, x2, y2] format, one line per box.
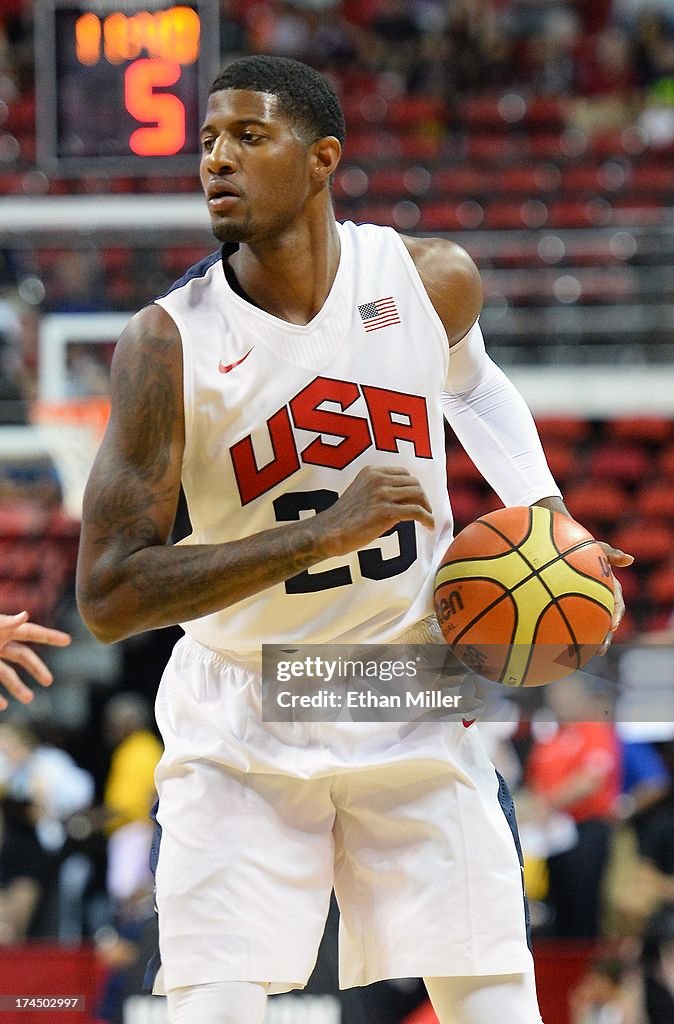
[404, 235, 633, 647]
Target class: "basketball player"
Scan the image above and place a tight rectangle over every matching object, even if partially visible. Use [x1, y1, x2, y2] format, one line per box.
[0, 611, 71, 710]
[76, 56, 632, 1024]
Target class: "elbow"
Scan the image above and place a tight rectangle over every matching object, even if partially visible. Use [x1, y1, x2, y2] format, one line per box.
[76, 588, 132, 645]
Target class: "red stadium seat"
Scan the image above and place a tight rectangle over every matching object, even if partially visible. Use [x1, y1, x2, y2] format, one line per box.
[561, 165, 604, 193]
[398, 135, 444, 160]
[344, 133, 402, 160]
[460, 96, 508, 131]
[482, 201, 534, 230]
[587, 443, 651, 485]
[611, 567, 639, 605]
[637, 482, 674, 520]
[547, 199, 599, 228]
[446, 447, 484, 485]
[612, 607, 636, 641]
[524, 97, 565, 129]
[430, 167, 493, 197]
[494, 166, 558, 196]
[541, 441, 577, 483]
[447, 485, 485, 529]
[467, 134, 527, 162]
[606, 417, 673, 444]
[611, 521, 674, 564]
[417, 202, 471, 232]
[629, 163, 674, 192]
[386, 96, 446, 128]
[659, 445, 674, 480]
[368, 168, 414, 197]
[565, 481, 628, 526]
[535, 417, 591, 443]
[4, 94, 35, 133]
[646, 565, 674, 607]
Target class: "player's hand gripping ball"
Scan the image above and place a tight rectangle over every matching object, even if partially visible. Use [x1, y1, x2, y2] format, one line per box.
[433, 506, 615, 687]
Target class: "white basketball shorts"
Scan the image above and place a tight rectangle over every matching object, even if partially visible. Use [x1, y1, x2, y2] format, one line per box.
[151, 634, 533, 995]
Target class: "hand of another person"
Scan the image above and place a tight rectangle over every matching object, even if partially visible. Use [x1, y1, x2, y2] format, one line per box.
[0, 611, 72, 710]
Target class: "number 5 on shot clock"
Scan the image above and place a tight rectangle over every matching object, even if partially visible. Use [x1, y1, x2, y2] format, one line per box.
[35, 0, 219, 174]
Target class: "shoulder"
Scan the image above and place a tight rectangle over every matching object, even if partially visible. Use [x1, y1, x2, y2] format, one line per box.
[112, 303, 182, 373]
[400, 234, 483, 346]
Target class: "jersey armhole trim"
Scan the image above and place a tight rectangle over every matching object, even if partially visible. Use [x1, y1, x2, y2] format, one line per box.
[387, 228, 451, 382]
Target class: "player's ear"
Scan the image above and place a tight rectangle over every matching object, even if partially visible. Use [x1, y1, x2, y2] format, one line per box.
[311, 136, 341, 183]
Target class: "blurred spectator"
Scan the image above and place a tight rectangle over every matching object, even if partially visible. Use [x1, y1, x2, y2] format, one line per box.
[0, 721, 93, 942]
[0, 298, 28, 424]
[613, 0, 674, 31]
[91, 694, 162, 1023]
[219, 0, 249, 55]
[526, 676, 621, 938]
[367, 0, 422, 87]
[102, 693, 162, 905]
[637, 21, 674, 145]
[526, 9, 580, 94]
[641, 903, 674, 1023]
[603, 734, 672, 934]
[44, 250, 105, 314]
[631, 11, 674, 88]
[575, 26, 638, 97]
[569, 953, 643, 1024]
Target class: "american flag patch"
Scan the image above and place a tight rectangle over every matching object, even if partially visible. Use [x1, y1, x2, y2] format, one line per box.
[358, 296, 401, 333]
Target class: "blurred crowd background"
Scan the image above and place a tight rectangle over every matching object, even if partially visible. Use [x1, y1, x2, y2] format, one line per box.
[1, 1, 674, 1022]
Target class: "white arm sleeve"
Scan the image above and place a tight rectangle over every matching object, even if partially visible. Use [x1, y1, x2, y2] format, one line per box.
[441, 321, 562, 507]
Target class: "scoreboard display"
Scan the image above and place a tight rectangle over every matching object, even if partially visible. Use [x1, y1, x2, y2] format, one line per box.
[35, 0, 219, 174]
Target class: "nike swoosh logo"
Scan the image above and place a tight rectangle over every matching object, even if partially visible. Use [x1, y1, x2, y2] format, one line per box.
[219, 349, 253, 374]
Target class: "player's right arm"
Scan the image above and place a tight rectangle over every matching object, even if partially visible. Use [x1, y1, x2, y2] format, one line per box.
[76, 305, 434, 644]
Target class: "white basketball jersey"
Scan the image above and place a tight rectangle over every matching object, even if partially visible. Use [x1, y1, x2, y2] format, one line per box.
[155, 221, 455, 656]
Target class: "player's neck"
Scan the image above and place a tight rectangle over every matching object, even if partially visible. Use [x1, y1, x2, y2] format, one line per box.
[229, 215, 341, 326]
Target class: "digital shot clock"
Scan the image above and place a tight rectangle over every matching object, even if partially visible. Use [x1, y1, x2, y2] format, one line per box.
[35, 0, 219, 174]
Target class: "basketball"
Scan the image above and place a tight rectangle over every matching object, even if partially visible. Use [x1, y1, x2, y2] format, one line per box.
[433, 506, 615, 687]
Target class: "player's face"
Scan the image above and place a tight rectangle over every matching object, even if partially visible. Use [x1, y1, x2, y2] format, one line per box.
[199, 89, 315, 244]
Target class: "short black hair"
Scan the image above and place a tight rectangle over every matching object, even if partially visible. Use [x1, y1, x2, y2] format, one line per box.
[209, 55, 346, 147]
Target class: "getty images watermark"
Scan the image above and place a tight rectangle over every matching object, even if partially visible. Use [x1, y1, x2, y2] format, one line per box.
[261, 642, 674, 723]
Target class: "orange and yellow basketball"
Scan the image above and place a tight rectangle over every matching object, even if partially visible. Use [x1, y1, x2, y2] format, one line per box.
[434, 506, 615, 687]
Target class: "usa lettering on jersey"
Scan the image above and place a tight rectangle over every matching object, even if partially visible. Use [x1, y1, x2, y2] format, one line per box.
[231, 375, 432, 506]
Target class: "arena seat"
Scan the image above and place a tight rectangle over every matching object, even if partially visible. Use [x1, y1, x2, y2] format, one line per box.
[417, 202, 469, 232]
[495, 166, 559, 196]
[445, 447, 484, 485]
[367, 168, 414, 197]
[587, 443, 651, 484]
[629, 163, 674, 193]
[561, 165, 604, 193]
[535, 417, 591, 443]
[386, 95, 446, 128]
[646, 565, 674, 607]
[610, 567, 639, 606]
[460, 95, 509, 131]
[636, 481, 674, 520]
[447, 485, 485, 529]
[605, 416, 673, 444]
[398, 135, 445, 160]
[658, 445, 674, 479]
[430, 167, 493, 197]
[4, 93, 35, 133]
[483, 201, 537, 230]
[564, 481, 628, 526]
[611, 521, 674, 564]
